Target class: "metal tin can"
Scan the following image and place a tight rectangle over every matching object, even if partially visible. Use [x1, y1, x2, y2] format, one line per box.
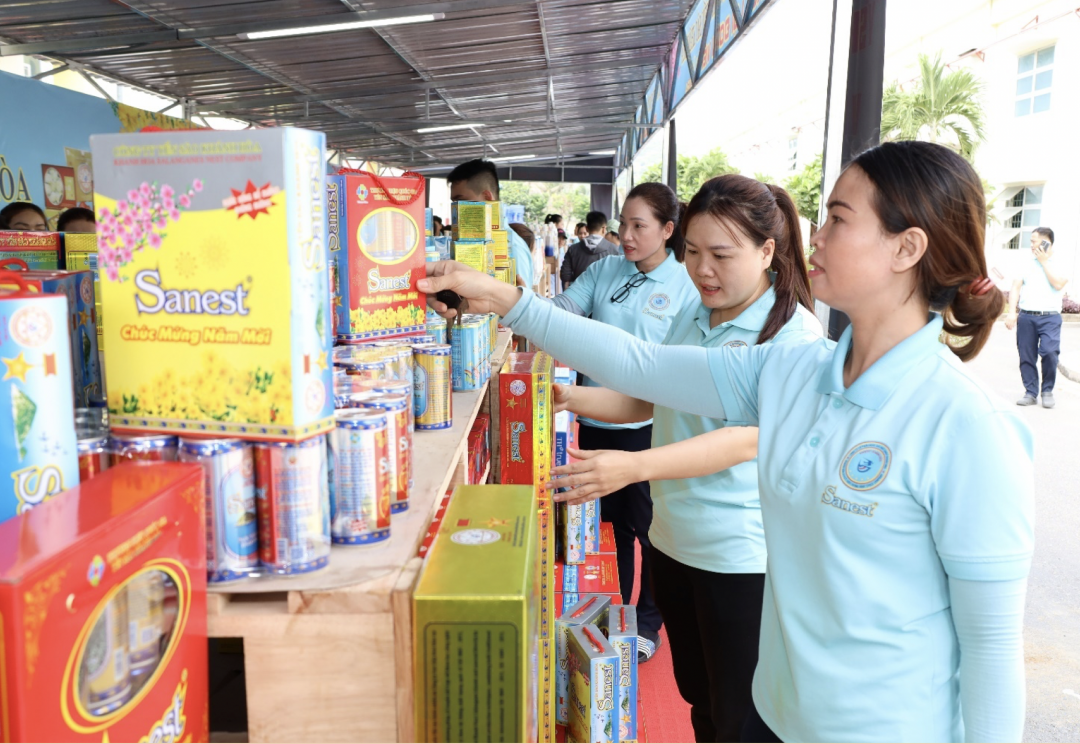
[80, 590, 132, 716]
[77, 434, 110, 481]
[450, 318, 488, 391]
[412, 343, 452, 430]
[332, 410, 391, 544]
[356, 379, 414, 432]
[425, 318, 448, 345]
[334, 389, 378, 410]
[341, 359, 389, 381]
[76, 407, 109, 436]
[179, 438, 259, 582]
[356, 393, 412, 514]
[108, 434, 178, 464]
[254, 436, 331, 575]
[126, 571, 165, 677]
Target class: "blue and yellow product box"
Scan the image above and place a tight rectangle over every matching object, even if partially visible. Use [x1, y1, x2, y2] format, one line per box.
[603, 605, 639, 742]
[567, 623, 619, 743]
[451, 201, 492, 241]
[0, 282, 78, 523]
[0, 269, 103, 408]
[60, 233, 105, 350]
[414, 484, 540, 743]
[90, 128, 334, 441]
[556, 595, 611, 726]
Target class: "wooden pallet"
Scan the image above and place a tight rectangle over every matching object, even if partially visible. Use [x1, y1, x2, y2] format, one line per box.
[207, 331, 513, 743]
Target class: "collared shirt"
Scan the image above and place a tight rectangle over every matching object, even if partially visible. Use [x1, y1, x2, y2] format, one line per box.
[1019, 252, 1069, 312]
[507, 226, 534, 286]
[650, 287, 822, 573]
[708, 316, 1034, 743]
[562, 251, 698, 429]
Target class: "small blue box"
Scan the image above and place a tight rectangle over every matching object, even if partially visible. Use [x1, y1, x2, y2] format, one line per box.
[558, 595, 612, 727]
[604, 604, 639, 742]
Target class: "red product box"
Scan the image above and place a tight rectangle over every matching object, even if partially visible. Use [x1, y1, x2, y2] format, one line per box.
[0, 462, 208, 743]
[329, 172, 428, 342]
[599, 522, 616, 555]
[553, 553, 619, 598]
[0, 231, 61, 270]
[500, 352, 554, 487]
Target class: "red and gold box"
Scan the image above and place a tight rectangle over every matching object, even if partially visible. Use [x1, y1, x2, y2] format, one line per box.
[553, 553, 620, 615]
[0, 232, 61, 270]
[329, 172, 427, 341]
[599, 521, 616, 555]
[500, 352, 555, 487]
[0, 462, 208, 743]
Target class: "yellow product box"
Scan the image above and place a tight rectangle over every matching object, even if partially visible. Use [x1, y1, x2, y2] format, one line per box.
[492, 229, 509, 261]
[489, 200, 502, 230]
[453, 239, 491, 274]
[414, 484, 540, 743]
[451, 201, 492, 241]
[539, 502, 556, 742]
[90, 128, 334, 441]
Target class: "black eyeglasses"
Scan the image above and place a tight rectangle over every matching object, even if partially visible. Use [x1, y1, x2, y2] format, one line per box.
[611, 271, 647, 303]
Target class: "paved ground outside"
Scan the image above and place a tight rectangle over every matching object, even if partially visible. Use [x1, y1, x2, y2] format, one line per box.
[967, 321, 1080, 742]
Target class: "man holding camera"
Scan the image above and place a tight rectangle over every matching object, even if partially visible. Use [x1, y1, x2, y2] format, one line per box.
[1005, 227, 1071, 408]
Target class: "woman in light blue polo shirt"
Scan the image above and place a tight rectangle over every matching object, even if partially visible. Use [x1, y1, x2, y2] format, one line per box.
[422, 141, 1033, 742]
[547, 182, 699, 662]
[548, 174, 821, 742]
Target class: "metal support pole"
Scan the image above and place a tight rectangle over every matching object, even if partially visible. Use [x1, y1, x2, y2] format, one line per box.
[665, 119, 678, 194]
[816, 0, 887, 340]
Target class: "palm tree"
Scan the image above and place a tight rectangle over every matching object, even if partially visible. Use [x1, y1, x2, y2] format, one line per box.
[880, 53, 987, 161]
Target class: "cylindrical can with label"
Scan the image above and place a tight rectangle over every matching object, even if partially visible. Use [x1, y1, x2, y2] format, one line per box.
[254, 436, 331, 575]
[412, 343, 452, 430]
[356, 379, 414, 432]
[356, 393, 411, 514]
[332, 410, 391, 544]
[425, 317, 448, 345]
[77, 434, 110, 482]
[126, 571, 165, 678]
[334, 389, 378, 410]
[371, 342, 413, 382]
[109, 434, 178, 464]
[179, 438, 259, 583]
[80, 591, 132, 716]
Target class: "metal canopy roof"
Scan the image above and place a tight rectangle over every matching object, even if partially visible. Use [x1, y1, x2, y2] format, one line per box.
[0, 0, 696, 170]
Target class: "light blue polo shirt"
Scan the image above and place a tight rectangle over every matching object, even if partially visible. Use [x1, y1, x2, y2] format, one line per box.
[507, 226, 534, 286]
[709, 315, 1035, 743]
[649, 288, 822, 574]
[562, 251, 698, 429]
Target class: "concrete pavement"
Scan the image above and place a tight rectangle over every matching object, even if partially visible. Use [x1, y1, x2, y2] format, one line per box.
[966, 321, 1080, 742]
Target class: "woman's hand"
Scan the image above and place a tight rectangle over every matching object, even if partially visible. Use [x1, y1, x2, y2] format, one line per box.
[552, 383, 574, 414]
[547, 447, 641, 505]
[418, 260, 523, 319]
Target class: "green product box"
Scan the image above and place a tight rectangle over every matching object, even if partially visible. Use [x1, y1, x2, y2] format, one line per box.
[414, 484, 541, 743]
[452, 201, 493, 241]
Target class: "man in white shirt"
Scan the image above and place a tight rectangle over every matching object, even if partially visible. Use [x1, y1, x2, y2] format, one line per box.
[1005, 227, 1071, 408]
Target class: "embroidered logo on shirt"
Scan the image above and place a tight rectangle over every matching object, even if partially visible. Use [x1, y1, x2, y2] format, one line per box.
[839, 442, 891, 491]
[821, 485, 877, 517]
[647, 293, 671, 311]
[724, 340, 748, 348]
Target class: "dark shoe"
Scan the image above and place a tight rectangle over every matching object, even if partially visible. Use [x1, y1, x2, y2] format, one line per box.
[638, 630, 661, 664]
[1042, 392, 1055, 408]
[1016, 395, 1037, 406]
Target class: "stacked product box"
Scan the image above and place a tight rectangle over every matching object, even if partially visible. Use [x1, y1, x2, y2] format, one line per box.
[554, 551, 620, 615]
[0, 231, 61, 269]
[602, 605, 639, 743]
[467, 413, 491, 485]
[555, 595, 611, 728]
[452, 239, 495, 276]
[91, 127, 334, 442]
[0, 268, 103, 407]
[327, 171, 427, 342]
[451, 201, 492, 241]
[0, 462, 209, 742]
[60, 233, 104, 351]
[566, 623, 620, 744]
[0, 276, 79, 524]
[413, 484, 540, 743]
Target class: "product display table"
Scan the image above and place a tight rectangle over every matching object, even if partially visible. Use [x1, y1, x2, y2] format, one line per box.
[207, 330, 514, 743]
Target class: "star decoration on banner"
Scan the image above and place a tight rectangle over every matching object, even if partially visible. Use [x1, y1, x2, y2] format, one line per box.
[316, 352, 328, 371]
[2, 352, 33, 382]
[77, 309, 92, 327]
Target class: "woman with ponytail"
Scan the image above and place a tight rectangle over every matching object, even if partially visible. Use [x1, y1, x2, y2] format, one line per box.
[547, 175, 821, 742]
[422, 141, 1033, 743]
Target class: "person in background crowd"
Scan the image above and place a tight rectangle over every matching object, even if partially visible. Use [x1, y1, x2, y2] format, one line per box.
[508, 223, 536, 287]
[0, 201, 47, 231]
[548, 175, 820, 742]
[606, 229, 621, 247]
[422, 141, 1034, 744]
[545, 214, 565, 233]
[1005, 226, 1070, 408]
[57, 207, 96, 233]
[447, 159, 533, 287]
[558, 232, 567, 253]
[561, 210, 621, 289]
[431, 215, 444, 236]
[575, 222, 588, 241]
[538, 183, 700, 664]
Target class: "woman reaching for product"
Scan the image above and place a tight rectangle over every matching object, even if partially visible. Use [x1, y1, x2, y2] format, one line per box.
[421, 141, 1033, 743]
[545, 182, 700, 664]
[550, 174, 822, 743]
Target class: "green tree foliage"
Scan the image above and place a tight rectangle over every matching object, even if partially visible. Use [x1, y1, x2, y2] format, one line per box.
[499, 181, 549, 224]
[635, 147, 739, 202]
[880, 52, 987, 161]
[784, 153, 824, 228]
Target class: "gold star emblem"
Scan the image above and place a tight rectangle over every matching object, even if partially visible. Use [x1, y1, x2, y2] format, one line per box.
[77, 309, 91, 327]
[485, 517, 509, 527]
[2, 352, 33, 382]
[316, 351, 328, 371]
[506, 398, 517, 409]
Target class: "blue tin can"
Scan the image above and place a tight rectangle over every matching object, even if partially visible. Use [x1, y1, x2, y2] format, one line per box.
[179, 438, 259, 583]
[332, 410, 391, 545]
[254, 436, 331, 575]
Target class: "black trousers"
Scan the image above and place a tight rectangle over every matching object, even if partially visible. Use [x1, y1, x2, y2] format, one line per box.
[741, 704, 783, 743]
[650, 547, 766, 743]
[1017, 311, 1062, 396]
[577, 423, 662, 633]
